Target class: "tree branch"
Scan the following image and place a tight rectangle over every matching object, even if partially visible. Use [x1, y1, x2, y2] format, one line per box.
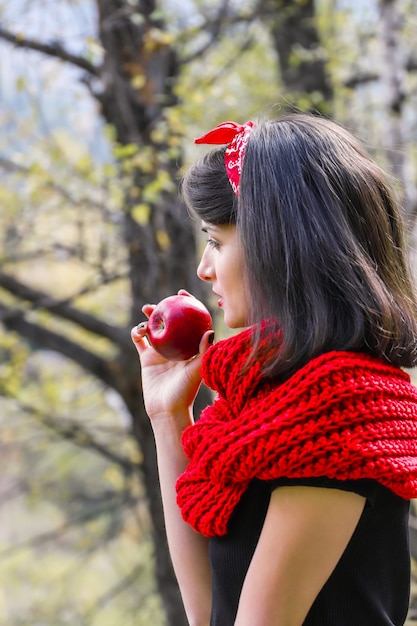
[344, 71, 379, 89]
[343, 57, 417, 90]
[0, 157, 118, 220]
[0, 389, 138, 473]
[43, 416, 138, 474]
[0, 26, 100, 77]
[180, 0, 233, 64]
[0, 492, 135, 558]
[0, 273, 131, 348]
[200, 34, 255, 87]
[84, 562, 146, 623]
[178, 0, 263, 67]
[0, 302, 117, 387]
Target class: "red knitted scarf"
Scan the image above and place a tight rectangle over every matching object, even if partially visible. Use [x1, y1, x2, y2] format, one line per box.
[176, 327, 417, 537]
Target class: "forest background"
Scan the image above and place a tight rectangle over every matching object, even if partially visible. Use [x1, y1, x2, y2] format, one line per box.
[0, 0, 416, 625]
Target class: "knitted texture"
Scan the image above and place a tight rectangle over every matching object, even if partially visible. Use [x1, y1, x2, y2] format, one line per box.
[175, 327, 417, 537]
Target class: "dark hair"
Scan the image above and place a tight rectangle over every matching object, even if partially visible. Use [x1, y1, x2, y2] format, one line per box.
[181, 147, 237, 225]
[182, 113, 417, 380]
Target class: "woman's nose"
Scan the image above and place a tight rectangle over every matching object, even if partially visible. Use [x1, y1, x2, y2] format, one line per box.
[197, 248, 214, 282]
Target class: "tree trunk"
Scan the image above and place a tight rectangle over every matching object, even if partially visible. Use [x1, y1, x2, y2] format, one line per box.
[259, 0, 333, 115]
[124, 385, 188, 625]
[0, 1, 212, 622]
[379, 0, 417, 227]
[92, 1, 209, 623]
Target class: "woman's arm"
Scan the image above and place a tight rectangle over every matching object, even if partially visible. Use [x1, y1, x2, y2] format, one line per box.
[131, 306, 212, 626]
[234, 486, 366, 626]
[151, 412, 212, 626]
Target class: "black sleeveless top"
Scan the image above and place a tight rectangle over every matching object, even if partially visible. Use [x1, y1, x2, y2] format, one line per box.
[209, 477, 411, 626]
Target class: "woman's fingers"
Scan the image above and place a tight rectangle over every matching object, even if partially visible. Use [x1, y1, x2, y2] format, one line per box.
[177, 289, 193, 298]
[131, 304, 154, 350]
[199, 330, 215, 355]
[131, 321, 151, 355]
[142, 303, 155, 318]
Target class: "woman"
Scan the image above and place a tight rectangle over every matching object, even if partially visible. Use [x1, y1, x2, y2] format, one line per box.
[131, 114, 417, 626]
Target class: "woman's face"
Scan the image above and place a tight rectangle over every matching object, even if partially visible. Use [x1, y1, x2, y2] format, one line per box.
[197, 222, 248, 328]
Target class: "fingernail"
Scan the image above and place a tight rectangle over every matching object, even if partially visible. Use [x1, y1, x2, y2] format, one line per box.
[137, 322, 146, 330]
[208, 332, 215, 345]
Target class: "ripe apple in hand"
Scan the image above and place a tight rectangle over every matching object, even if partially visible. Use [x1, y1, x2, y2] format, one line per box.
[146, 294, 213, 361]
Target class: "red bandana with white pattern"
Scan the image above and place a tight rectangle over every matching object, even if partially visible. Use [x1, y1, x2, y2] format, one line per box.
[194, 120, 255, 195]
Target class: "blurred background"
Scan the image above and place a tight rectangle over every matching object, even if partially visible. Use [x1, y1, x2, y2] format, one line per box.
[0, 0, 416, 624]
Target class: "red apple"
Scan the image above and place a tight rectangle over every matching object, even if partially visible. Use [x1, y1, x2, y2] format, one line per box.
[146, 294, 212, 361]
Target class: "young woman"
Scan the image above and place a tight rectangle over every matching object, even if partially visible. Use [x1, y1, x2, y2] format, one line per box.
[131, 114, 417, 626]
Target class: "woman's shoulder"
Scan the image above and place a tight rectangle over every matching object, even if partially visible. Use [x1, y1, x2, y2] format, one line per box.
[265, 476, 407, 509]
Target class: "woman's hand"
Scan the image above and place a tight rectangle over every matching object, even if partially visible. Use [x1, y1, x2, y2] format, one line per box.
[131, 294, 214, 421]
[132, 293, 214, 626]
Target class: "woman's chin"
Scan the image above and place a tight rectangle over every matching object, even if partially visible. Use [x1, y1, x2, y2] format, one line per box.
[223, 315, 247, 330]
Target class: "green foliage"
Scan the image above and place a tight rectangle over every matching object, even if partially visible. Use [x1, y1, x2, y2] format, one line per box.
[0, 331, 29, 396]
[177, 20, 279, 139]
[0, 353, 163, 625]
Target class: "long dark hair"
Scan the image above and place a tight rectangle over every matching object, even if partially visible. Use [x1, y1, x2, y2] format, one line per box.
[182, 113, 417, 380]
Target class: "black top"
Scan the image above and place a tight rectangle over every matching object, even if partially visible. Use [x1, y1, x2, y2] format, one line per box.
[209, 477, 411, 626]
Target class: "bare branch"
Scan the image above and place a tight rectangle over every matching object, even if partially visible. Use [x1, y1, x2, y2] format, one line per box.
[180, 0, 233, 64]
[0, 302, 118, 387]
[0, 273, 131, 348]
[344, 71, 379, 89]
[200, 35, 255, 87]
[0, 493, 134, 558]
[0, 26, 100, 77]
[43, 418, 137, 474]
[0, 157, 118, 220]
[407, 58, 417, 72]
[343, 57, 417, 90]
[84, 562, 146, 623]
[0, 389, 138, 473]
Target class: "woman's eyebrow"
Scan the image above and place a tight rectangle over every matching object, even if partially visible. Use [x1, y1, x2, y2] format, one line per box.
[201, 224, 220, 234]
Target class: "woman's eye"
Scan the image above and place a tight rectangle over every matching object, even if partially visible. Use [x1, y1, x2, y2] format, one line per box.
[207, 238, 220, 250]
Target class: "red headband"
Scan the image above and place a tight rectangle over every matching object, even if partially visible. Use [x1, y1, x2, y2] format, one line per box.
[194, 120, 255, 195]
